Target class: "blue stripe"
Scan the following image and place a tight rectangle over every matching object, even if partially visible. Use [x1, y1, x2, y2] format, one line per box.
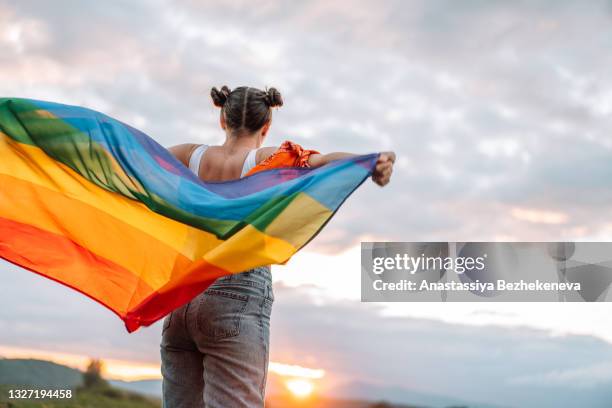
[28, 99, 377, 221]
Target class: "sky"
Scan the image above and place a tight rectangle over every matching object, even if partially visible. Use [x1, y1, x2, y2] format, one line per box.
[1, 1, 612, 407]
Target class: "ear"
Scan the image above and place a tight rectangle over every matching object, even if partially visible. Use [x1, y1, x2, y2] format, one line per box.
[220, 111, 226, 130]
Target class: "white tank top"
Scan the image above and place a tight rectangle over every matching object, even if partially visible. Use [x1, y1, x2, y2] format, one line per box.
[188, 144, 258, 178]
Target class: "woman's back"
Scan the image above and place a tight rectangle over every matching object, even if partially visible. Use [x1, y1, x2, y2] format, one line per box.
[198, 146, 252, 181]
[172, 143, 262, 182]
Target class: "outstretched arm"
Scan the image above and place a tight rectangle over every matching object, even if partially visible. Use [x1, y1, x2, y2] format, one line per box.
[255, 148, 358, 167]
[308, 152, 356, 167]
[309, 151, 396, 187]
[256, 147, 395, 187]
[167, 143, 198, 167]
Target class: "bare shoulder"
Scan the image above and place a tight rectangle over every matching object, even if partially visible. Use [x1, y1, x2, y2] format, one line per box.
[167, 143, 200, 166]
[255, 146, 278, 164]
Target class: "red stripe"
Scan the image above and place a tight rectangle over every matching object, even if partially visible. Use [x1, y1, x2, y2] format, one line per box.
[0, 216, 155, 319]
[124, 258, 232, 332]
[0, 216, 235, 332]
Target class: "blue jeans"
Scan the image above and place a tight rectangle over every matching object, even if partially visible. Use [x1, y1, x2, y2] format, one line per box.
[160, 266, 274, 408]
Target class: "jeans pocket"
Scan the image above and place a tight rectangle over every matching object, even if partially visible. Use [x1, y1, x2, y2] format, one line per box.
[197, 289, 249, 340]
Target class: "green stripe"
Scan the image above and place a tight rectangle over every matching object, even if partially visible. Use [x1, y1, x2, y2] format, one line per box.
[0, 99, 34, 145]
[245, 192, 301, 231]
[0, 99, 239, 237]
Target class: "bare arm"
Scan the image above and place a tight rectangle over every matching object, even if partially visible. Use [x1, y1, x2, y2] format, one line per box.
[308, 152, 356, 167]
[167, 143, 199, 167]
[256, 146, 396, 187]
[309, 151, 396, 187]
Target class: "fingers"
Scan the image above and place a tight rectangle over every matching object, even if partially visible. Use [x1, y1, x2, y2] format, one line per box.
[376, 161, 392, 171]
[374, 166, 392, 179]
[374, 161, 393, 176]
[377, 151, 396, 164]
[372, 173, 391, 186]
[373, 164, 392, 177]
[385, 151, 396, 163]
[372, 165, 393, 186]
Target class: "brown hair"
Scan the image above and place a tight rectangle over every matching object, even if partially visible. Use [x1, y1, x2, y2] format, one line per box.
[210, 86, 283, 135]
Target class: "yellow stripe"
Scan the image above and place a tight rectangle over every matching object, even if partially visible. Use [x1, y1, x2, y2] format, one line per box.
[204, 224, 297, 273]
[265, 192, 331, 248]
[0, 131, 223, 258]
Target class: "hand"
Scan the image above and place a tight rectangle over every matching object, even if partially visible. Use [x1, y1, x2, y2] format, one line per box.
[372, 151, 395, 187]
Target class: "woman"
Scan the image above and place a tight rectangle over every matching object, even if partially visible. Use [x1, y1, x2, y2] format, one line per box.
[162, 85, 395, 408]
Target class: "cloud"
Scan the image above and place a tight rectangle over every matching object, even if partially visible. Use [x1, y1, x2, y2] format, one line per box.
[2, 0, 612, 245]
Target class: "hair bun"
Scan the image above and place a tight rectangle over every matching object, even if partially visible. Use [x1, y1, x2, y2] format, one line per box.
[211, 86, 231, 107]
[265, 87, 283, 108]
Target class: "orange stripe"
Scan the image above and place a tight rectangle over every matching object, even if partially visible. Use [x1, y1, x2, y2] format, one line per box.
[0, 173, 192, 291]
[0, 216, 155, 316]
[0, 131, 223, 259]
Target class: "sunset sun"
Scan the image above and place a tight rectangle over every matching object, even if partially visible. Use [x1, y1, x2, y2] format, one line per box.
[285, 378, 314, 398]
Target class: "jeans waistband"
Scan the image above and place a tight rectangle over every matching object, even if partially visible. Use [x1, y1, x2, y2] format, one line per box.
[211, 266, 272, 290]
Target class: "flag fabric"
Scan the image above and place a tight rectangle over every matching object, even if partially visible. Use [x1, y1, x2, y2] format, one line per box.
[0, 98, 378, 332]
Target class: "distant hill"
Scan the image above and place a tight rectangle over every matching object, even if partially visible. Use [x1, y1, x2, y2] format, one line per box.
[0, 358, 82, 388]
[328, 381, 503, 408]
[110, 379, 162, 397]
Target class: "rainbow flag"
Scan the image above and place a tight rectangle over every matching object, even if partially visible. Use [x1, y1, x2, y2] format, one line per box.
[0, 98, 377, 332]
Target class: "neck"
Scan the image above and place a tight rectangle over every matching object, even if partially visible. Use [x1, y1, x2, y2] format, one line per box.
[222, 131, 262, 151]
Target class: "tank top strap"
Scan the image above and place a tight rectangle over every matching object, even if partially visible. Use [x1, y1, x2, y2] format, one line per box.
[188, 144, 209, 175]
[241, 149, 259, 177]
